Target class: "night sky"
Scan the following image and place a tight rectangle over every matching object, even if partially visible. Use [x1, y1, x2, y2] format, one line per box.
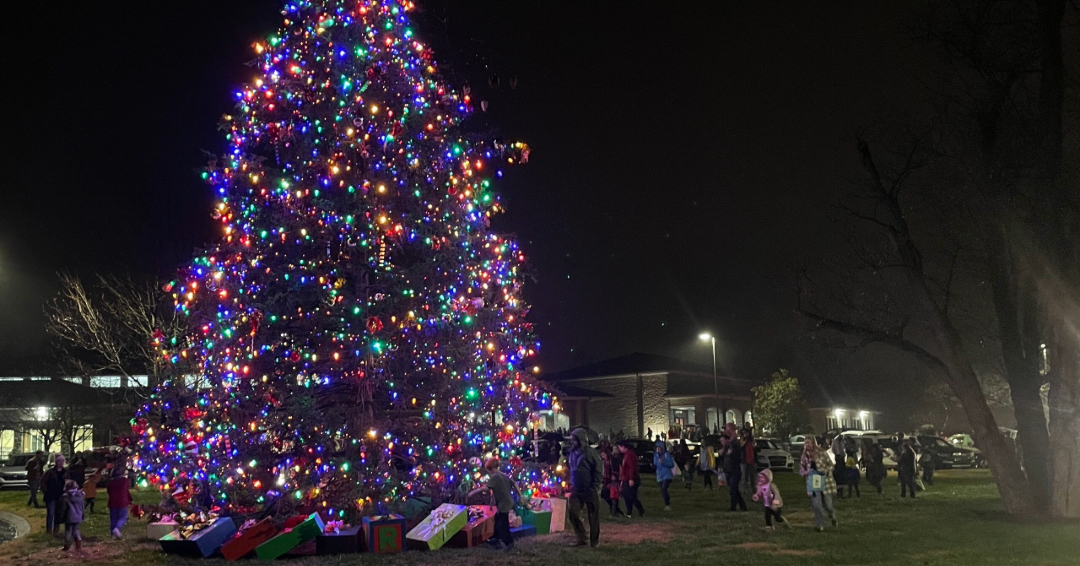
[1, 1, 934, 414]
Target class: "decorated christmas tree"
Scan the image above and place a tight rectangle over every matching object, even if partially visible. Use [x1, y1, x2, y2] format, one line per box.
[132, 0, 555, 517]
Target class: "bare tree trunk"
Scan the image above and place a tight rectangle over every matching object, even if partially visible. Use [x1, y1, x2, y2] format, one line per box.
[921, 292, 1038, 517]
[1047, 330, 1080, 517]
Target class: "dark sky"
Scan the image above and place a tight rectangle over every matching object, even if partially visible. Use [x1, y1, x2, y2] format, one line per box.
[1, 1, 934, 414]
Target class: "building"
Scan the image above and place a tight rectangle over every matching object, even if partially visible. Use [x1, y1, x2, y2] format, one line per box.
[803, 388, 884, 435]
[541, 353, 756, 439]
[0, 376, 133, 459]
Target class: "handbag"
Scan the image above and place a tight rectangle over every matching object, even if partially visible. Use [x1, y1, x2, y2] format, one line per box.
[716, 471, 727, 486]
[806, 470, 825, 493]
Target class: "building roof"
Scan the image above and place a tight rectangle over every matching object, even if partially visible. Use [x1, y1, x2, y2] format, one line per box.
[543, 352, 719, 381]
[663, 373, 754, 399]
[552, 384, 613, 400]
[0, 378, 115, 408]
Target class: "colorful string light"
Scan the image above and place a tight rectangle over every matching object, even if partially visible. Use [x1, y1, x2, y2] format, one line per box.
[132, 0, 557, 517]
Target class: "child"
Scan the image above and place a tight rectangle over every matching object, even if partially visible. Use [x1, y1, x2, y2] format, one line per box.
[107, 461, 132, 539]
[752, 469, 788, 530]
[482, 458, 518, 550]
[844, 449, 861, 497]
[82, 469, 102, 514]
[62, 479, 85, 551]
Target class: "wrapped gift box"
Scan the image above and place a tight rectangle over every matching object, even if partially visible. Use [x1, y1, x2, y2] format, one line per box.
[510, 524, 536, 539]
[255, 513, 325, 561]
[160, 517, 238, 558]
[447, 505, 496, 548]
[147, 519, 179, 541]
[221, 518, 277, 561]
[362, 514, 405, 554]
[316, 524, 361, 554]
[531, 497, 566, 532]
[516, 506, 552, 535]
[285, 539, 317, 557]
[406, 504, 467, 550]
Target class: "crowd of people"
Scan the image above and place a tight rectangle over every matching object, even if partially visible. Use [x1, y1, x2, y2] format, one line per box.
[559, 423, 939, 547]
[23, 450, 133, 550]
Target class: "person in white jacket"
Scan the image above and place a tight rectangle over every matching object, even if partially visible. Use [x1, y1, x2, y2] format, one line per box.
[752, 469, 789, 530]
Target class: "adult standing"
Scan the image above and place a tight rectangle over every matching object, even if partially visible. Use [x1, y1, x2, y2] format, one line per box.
[720, 435, 747, 511]
[799, 437, 838, 531]
[898, 441, 918, 498]
[69, 452, 87, 488]
[107, 459, 133, 539]
[674, 439, 694, 489]
[653, 440, 675, 511]
[698, 443, 715, 489]
[25, 450, 46, 508]
[831, 435, 848, 497]
[740, 429, 757, 492]
[618, 441, 645, 517]
[863, 439, 885, 494]
[41, 454, 68, 536]
[566, 428, 602, 548]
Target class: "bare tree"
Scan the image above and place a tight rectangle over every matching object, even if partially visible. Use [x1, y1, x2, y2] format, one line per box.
[45, 273, 185, 390]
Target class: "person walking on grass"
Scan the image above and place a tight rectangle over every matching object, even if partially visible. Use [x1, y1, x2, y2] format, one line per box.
[618, 441, 645, 517]
[863, 439, 885, 495]
[844, 447, 861, 498]
[107, 460, 132, 539]
[600, 445, 626, 517]
[741, 429, 757, 493]
[800, 437, 837, 532]
[920, 445, 936, 486]
[62, 479, 85, 551]
[69, 452, 87, 488]
[752, 469, 789, 530]
[653, 440, 676, 511]
[720, 434, 747, 511]
[567, 428, 602, 548]
[698, 443, 715, 490]
[899, 441, 918, 498]
[42, 454, 68, 537]
[82, 467, 103, 514]
[26, 451, 46, 508]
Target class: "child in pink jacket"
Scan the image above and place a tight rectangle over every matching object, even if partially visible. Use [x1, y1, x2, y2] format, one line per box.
[752, 469, 789, 530]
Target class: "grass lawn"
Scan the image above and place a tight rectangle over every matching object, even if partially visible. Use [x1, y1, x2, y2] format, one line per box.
[0, 469, 1076, 565]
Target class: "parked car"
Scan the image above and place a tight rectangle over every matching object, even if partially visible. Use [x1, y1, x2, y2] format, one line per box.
[755, 438, 794, 471]
[917, 435, 975, 469]
[948, 433, 975, 449]
[0, 453, 33, 490]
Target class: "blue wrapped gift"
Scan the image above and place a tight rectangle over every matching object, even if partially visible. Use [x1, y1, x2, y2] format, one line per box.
[510, 524, 537, 539]
[160, 517, 238, 558]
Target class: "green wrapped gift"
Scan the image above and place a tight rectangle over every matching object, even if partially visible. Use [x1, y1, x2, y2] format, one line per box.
[517, 506, 552, 535]
[405, 504, 467, 550]
[255, 513, 325, 560]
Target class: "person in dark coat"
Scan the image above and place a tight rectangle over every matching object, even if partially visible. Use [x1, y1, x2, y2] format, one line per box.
[862, 439, 886, 494]
[899, 441, 918, 498]
[41, 454, 68, 536]
[720, 435, 747, 511]
[567, 428, 602, 548]
[26, 451, 46, 508]
[68, 452, 87, 488]
[599, 445, 625, 517]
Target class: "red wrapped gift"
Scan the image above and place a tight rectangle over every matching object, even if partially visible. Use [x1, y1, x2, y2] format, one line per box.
[221, 518, 277, 561]
[447, 505, 496, 548]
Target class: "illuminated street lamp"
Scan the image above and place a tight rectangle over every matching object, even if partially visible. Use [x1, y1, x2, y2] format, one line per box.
[699, 333, 719, 433]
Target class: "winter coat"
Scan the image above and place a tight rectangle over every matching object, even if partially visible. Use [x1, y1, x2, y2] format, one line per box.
[25, 457, 45, 483]
[41, 466, 68, 503]
[64, 488, 85, 524]
[620, 447, 641, 484]
[107, 476, 132, 509]
[898, 447, 917, 480]
[82, 471, 103, 499]
[653, 442, 676, 482]
[721, 443, 743, 474]
[800, 447, 837, 495]
[754, 469, 783, 509]
[567, 428, 602, 495]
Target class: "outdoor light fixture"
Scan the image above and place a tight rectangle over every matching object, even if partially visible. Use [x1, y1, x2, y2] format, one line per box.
[34, 406, 49, 421]
[858, 410, 869, 418]
[698, 332, 719, 432]
[833, 408, 845, 418]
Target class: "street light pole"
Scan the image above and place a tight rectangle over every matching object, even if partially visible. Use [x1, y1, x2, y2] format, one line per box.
[699, 333, 719, 433]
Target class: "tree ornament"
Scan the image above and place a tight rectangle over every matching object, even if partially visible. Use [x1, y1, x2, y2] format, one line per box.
[366, 316, 384, 333]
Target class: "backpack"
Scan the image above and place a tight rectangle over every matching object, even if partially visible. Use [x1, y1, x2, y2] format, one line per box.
[806, 470, 826, 493]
